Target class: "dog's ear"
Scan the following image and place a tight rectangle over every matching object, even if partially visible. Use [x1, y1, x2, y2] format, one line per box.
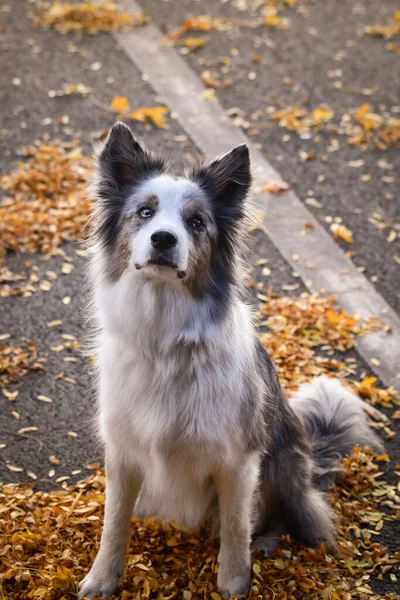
[191, 144, 251, 219]
[96, 122, 165, 198]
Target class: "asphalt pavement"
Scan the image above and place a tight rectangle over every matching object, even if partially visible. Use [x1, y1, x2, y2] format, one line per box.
[0, 1, 399, 596]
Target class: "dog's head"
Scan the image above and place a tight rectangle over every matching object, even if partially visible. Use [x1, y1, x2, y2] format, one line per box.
[92, 122, 251, 301]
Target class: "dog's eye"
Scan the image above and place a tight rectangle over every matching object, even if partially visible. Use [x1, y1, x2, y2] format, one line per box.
[190, 216, 204, 230]
[139, 207, 153, 219]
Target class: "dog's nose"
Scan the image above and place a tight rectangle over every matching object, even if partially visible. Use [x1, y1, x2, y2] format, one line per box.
[151, 231, 178, 250]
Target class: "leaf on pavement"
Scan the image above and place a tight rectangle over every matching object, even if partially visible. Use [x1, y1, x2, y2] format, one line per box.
[264, 180, 291, 195]
[33, 1, 148, 35]
[181, 37, 208, 52]
[128, 106, 168, 128]
[330, 223, 354, 244]
[110, 95, 130, 113]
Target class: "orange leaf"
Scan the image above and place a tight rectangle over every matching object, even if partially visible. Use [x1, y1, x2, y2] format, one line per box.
[360, 376, 378, 389]
[325, 309, 345, 325]
[182, 37, 208, 51]
[128, 106, 168, 128]
[110, 96, 129, 113]
[355, 103, 370, 123]
[330, 223, 353, 244]
[264, 14, 281, 28]
[264, 180, 291, 195]
[312, 107, 334, 123]
[182, 15, 213, 32]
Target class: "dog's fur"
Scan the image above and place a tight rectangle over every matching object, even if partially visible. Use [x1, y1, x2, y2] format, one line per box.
[79, 122, 383, 599]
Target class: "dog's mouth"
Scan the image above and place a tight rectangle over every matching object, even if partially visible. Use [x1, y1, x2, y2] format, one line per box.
[135, 257, 187, 279]
[147, 257, 178, 269]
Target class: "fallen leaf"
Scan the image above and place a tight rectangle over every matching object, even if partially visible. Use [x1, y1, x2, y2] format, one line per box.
[264, 180, 291, 195]
[110, 95, 129, 113]
[181, 37, 208, 52]
[33, 2, 147, 35]
[330, 223, 354, 244]
[128, 106, 168, 128]
[2, 388, 19, 401]
[200, 71, 220, 88]
[6, 464, 23, 472]
[37, 394, 53, 403]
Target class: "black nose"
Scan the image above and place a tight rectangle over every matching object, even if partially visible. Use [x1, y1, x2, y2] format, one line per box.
[151, 231, 178, 250]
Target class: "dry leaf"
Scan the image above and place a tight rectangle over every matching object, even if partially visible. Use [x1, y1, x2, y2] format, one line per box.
[2, 388, 19, 401]
[128, 106, 168, 128]
[200, 71, 220, 88]
[330, 223, 354, 244]
[264, 180, 291, 195]
[0, 143, 92, 260]
[181, 37, 208, 52]
[110, 95, 129, 113]
[6, 464, 23, 472]
[33, 2, 147, 35]
[37, 394, 53, 403]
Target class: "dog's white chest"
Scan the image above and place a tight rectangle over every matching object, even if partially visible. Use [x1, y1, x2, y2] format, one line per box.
[98, 337, 245, 527]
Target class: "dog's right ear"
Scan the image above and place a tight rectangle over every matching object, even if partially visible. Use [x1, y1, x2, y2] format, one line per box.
[95, 122, 165, 198]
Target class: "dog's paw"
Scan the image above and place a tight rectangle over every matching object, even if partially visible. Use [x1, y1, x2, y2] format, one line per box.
[217, 569, 251, 599]
[78, 567, 120, 600]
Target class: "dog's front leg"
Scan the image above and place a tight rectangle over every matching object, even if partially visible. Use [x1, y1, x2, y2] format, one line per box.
[79, 456, 143, 600]
[214, 456, 259, 598]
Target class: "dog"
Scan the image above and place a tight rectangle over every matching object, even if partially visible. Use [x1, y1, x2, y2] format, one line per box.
[79, 122, 383, 599]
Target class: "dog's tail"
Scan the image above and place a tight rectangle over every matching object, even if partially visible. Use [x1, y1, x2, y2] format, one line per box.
[289, 375, 385, 491]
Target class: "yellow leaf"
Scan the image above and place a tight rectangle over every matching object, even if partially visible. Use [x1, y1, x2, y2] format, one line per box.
[264, 14, 281, 28]
[355, 103, 370, 123]
[325, 309, 345, 325]
[360, 376, 377, 389]
[202, 89, 217, 103]
[143, 578, 150, 598]
[2, 388, 19, 401]
[182, 37, 207, 51]
[128, 106, 168, 128]
[312, 107, 334, 123]
[110, 96, 129, 113]
[330, 223, 353, 243]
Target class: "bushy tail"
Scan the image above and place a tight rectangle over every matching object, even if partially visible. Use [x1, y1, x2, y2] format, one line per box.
[289, 376, 385, 490]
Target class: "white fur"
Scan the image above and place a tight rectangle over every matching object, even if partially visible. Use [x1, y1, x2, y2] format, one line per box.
[95, 268, 258, 526]
[129, 176, 200, 274]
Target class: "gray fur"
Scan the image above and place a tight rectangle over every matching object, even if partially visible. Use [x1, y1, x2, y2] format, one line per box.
[289, 375, 385, 489]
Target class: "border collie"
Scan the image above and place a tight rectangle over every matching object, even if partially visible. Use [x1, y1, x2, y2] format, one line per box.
[79, 122, 383, 599]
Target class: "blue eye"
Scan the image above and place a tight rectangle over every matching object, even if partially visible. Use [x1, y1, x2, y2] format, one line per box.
[191, 216, 204, 230]
[139, 207, 153, 218]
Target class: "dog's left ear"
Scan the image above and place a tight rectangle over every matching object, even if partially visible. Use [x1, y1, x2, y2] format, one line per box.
[191, 144, 251, 218]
